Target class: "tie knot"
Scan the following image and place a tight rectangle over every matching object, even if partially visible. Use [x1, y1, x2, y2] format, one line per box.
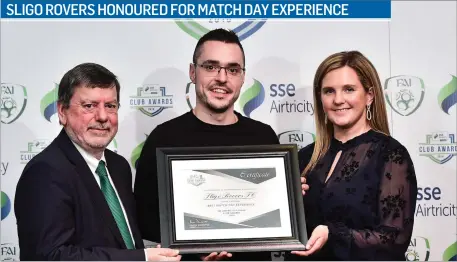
[96, 160, 108, 177]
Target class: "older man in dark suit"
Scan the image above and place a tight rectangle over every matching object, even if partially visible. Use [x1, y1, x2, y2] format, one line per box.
[14, 63, 181, 261]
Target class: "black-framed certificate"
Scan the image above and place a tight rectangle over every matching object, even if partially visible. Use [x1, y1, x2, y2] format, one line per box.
[156, 144, 308, 254]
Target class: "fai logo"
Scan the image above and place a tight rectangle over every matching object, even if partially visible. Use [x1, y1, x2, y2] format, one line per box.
[1, 243, 18, 261]
[405, 236, 430, 261]
[130, 84, 173, 117]
[1, 83, 28, 124]
[384, 76, 425, 116]
[419, 132, 457, 164]
[40, 83, 58, 123]
[1, 191, 11, 220]
[175, 19, 266, 41]
[278, 130, 315, 149]
[438, 75, 457, 115]
[20, 139, 50, 164]
[187, 174, 205, 186]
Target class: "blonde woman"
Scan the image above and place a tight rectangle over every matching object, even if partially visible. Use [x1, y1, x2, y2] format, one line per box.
[287, 51, 417, 260]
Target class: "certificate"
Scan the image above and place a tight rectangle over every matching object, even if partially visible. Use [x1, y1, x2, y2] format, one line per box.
[156, 145, 308, 254]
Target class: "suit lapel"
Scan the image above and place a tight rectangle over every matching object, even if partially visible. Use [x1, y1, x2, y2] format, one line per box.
[55, 129, 127, 249]
[105, 152, 144, 248]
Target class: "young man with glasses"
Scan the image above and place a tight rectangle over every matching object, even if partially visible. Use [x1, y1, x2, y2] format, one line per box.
[134, 29, 279, 261]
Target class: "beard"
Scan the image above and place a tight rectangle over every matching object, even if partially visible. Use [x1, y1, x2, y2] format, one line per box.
[196, 87, 240, 113]
[66, 125, 114, 150]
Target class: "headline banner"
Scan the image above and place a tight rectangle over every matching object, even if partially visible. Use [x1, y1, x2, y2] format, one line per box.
[1, 0, 391, 19]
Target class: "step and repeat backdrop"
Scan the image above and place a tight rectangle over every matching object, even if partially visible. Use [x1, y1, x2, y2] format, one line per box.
[1, 1, 456, 261]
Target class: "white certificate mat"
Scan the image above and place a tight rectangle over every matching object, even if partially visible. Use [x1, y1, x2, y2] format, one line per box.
[171, 157, 292, 241]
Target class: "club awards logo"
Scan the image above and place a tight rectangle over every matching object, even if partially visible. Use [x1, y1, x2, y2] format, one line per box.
[130, 84, 173, 117]
[187, 174, 206, 186]
[419, 132, 457, 164]
[20, 139, 50, 164]
[130, 68, 186, 117]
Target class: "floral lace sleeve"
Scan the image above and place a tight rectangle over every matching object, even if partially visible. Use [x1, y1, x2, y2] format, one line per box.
[324, 145, 418, 260]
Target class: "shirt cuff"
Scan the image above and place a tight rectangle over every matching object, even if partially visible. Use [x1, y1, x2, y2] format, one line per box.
[144, 249, 148, 261]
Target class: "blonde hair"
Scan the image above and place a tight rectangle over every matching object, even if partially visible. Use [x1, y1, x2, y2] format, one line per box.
[302, 51, 390, 176]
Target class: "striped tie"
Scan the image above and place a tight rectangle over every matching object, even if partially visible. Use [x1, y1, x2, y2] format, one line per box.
[96, 160, 134, 249]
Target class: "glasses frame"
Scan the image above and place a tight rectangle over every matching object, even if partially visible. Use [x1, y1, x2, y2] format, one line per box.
[194, 63, 246, 78]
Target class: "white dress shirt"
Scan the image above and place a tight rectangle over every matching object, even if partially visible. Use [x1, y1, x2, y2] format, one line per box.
[72, 142, 147, 260]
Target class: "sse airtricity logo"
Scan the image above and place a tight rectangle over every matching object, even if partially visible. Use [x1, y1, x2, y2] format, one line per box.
[1, 191, 11, 220]
[40, 83, 58, 122]
[416, 186, 456, 217]
[384, 76, 425, 116]
[405, 236, 430, 261]
[443, 241, 457, 261]
[438, 75, 457, 115]
[1, 162, 8, 176]
[175, 19, 266, 41]
[238, 79, 265, 118]
[1, 83, 28, 124]
[131, 135, 148, 169]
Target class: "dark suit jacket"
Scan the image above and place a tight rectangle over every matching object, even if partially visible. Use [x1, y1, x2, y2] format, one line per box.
[15, 129, 146, 261]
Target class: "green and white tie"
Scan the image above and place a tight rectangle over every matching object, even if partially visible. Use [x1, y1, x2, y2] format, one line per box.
[96, 160, 135, 249]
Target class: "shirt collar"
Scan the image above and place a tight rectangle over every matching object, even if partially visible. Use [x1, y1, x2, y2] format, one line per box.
[71, 141, 107, 174]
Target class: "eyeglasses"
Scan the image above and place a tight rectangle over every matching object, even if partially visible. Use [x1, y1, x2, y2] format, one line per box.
[195, 63, 245, 77]
[76, 102, 120, 114]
